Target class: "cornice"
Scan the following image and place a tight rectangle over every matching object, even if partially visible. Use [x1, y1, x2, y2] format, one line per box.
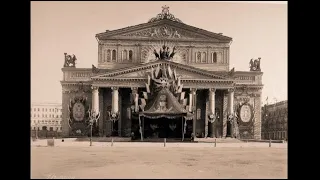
[92, 60, 229, 80]
[234, 71, 263, 76]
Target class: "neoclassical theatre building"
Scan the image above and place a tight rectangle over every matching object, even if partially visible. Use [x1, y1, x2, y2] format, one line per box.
[61, 6, 263, 140]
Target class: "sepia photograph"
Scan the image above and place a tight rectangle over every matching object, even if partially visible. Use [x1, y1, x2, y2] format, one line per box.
[31, 1, 287, 179]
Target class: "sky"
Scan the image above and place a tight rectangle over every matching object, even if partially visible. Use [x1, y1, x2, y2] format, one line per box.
[31, 1, 287, 105]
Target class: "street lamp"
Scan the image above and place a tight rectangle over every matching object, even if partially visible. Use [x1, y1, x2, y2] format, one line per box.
[88, 110, 100, 146]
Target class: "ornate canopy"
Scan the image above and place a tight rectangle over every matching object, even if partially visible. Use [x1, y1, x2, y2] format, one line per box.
[139, 88, 193, 119]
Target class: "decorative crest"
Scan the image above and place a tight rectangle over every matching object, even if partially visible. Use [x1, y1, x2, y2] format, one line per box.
[153, 43, 176, 60]
[249, 57, 261, 71]
[148, 5, 183, 23]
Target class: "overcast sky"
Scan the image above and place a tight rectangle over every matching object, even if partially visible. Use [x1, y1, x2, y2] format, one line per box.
[31, 1, 287, 105]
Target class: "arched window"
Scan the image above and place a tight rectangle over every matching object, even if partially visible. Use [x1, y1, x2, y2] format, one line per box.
[106, 49, 111, 62]
[112, 50, 117, 61]
[129, 50, 133, 61]
[122, 50, 127, 61]
[212, 52, 217, 63]
[201, 52, 206, 63]
[42, 126, 47, 131]
[196, 52, 201, 63]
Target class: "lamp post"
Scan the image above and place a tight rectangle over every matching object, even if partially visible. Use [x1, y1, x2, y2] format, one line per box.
[89, 110, 100, 146]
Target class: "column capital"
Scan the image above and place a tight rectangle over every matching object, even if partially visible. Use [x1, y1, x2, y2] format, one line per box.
[209, 88, 216, 92]
[111, 87, 119, 91]
[131, 87, 138, 93]
[91, 86, 99, 91]
[228, 88, 235, 93]
[190, 88, 197, 94]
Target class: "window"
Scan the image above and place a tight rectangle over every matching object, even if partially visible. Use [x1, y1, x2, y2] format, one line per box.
[112, 50, 116, 61]
[201, 52, 206, 63]
[212, 52, 217, 63]
[49, 109, 51, 112]
[56, 127, 59, 131]
[197, 109, 201, 120]
[196, 52, 201, 63]
[49, 127, 53, 131]
[33, 127, 36, 130]
[34, 108, 36, 111]
[122, 50, 127, 61]
[129, 50, 133, 61]
[60, 115, 62, 118]
[45, 108, 47, 112]
[34, 114, 36, 117]
[42, 108, 44, 111]
[60, 127, 62, 130]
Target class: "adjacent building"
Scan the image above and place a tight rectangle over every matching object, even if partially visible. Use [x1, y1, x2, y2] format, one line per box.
[61, 6, 264, 140]
[30, 102, 62, 132]
[261, 100, 287, 140]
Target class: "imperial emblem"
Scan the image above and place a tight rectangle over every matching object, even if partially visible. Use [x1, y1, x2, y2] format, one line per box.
[72, 102, 85, 121]
[240, 104, 252, 122]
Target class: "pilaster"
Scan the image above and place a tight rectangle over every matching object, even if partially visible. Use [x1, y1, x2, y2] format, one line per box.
[254, 95, 262, 140]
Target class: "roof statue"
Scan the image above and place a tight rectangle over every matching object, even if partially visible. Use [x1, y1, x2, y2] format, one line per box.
[64, 53, 77, 68]
[153, 43, 176, 60]
[249, 57, 261, 71]
[148, 5, 183, 23]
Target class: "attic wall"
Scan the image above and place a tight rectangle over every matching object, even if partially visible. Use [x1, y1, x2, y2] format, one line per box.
[97, 39, 230, 71]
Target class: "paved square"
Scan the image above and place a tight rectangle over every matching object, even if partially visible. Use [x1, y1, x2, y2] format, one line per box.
[31, 142, 287, 179]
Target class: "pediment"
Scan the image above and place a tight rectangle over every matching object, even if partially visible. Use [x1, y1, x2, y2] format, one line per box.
[96, 20, 232, 42]
[92, 61, 227, 80]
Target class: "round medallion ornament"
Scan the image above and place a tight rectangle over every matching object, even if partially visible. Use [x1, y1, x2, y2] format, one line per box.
[72, 102, 85, 121]
[240, 104, 252, 123]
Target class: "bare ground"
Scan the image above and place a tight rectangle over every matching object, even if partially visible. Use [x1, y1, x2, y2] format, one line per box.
[31, 142, 287, 179]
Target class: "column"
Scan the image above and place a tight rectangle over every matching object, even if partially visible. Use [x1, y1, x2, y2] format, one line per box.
[209, 88, 216, 137]
[188, 91, 193, 112]
[131, 87, 139, 113]
[91, 86, 99, 114]
[190, 88, 197, 137]
[228, 88, 235, 137]
[130, 87, 138, 135]
[222, 91, 228, 138]
[111, 87, 119, 114]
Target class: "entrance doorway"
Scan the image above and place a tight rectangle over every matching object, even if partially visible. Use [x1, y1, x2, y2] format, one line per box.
[131, 117, 193, 140]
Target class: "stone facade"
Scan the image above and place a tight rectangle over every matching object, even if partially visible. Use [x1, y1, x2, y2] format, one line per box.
[261, 100, 287, 140]
[60, 7, 263, 139]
